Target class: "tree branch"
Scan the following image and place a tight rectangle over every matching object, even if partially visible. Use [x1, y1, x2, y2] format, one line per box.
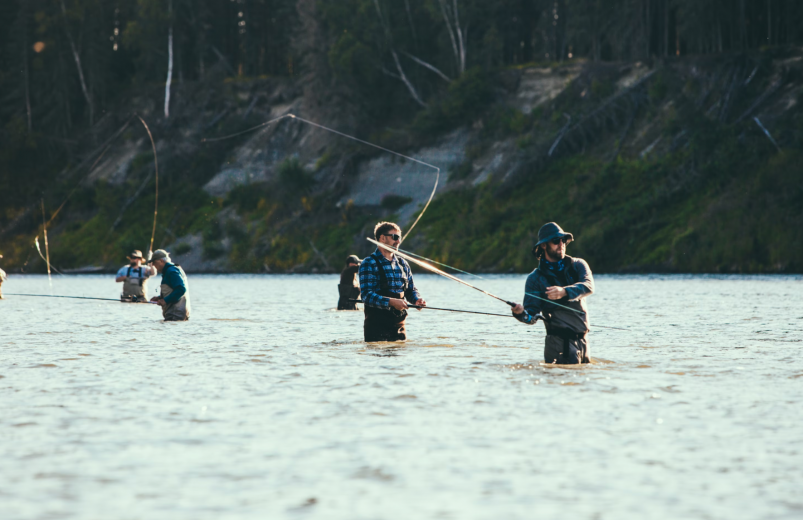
[402, 51, 452, 82]
[392, 50, 427, 107]
[59, 0, 93, 125]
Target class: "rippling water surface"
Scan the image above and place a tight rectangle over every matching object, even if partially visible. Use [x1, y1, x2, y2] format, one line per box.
[2, 274, 802, 519]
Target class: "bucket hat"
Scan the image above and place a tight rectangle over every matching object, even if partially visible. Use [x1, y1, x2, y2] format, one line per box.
[346, 255, 362, 265]
[535, 222, 574, 246]
[127, 250, 144, 260]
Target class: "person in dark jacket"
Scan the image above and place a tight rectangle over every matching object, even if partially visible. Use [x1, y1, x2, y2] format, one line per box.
[0, 254, 6, 299]
[359, 222, 426, 342]
[512, 222, 594, 364]
[337, 255, 362, 310]
[148, 249, 191, 321]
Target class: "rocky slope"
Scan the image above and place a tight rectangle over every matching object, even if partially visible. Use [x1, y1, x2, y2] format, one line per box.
[2, 48, 801, 274]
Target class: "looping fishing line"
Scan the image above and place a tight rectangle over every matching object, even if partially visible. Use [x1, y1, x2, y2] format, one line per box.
[369, 238, 628, 331]
[36, 114, 160, 274]
[202, 113, 440, 242]
[390, 243, 602, 317]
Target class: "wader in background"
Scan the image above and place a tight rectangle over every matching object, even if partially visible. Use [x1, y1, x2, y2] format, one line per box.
[363, 252, 409, 342]
[121, 266, 149, 302]
[337, 259, 361, 310]
[337, 283, 360, 310]
[159, 264, 191, 321]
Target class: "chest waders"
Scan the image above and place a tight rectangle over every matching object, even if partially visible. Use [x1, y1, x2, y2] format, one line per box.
[160, 265, 190, 322]
[122, 266, 148, 302]
[363, 252, 408, 342]
[337, 284, 360, 310]
[540, 260, 590, 364]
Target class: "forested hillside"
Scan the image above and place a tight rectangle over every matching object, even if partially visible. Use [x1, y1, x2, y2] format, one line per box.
[1, 1, 802, 273]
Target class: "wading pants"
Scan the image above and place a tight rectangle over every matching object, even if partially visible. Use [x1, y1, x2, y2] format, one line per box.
[364, 291, 407, 342]
[544, 328, 590, 364]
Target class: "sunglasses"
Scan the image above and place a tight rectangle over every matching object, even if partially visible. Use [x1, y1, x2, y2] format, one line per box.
[550, 237, 570, 245]
[382, 233, 401, 241]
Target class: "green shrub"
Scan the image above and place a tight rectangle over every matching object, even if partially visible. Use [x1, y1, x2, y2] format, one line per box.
[591, 79, 614, 99]
[174, 242, 192, 255]
[449, 160, 473, 181]
[649, 74, 668, 102]
[413, 67, 492, 136]
[277, 157, 315, 194]
[381, 194, 413, 209]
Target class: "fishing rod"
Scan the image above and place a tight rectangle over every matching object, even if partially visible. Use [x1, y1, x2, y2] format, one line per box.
[7, 293, 156, 303]
[201, 113, 440, 242]
[391, 243, 594, 316]
[368, 238, 518, 307]
[137, 115, 159, 258]
[348, 299, 517, 318]
[367, 238, 629, 331]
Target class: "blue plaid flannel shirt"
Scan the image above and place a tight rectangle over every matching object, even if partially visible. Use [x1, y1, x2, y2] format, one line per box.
[359, 249, 422, 309]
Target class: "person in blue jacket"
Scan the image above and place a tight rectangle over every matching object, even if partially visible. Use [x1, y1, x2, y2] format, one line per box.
[148, 249, 191, 321]
[512, 222, 594, 364]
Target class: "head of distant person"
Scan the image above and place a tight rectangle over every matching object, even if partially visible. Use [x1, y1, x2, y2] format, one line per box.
[374, 222, 402, 251]
[533, 222, 573, 263]
[147, 249, 171, 273]
[128, 250, 145, 267]
[345, 254, 361, 268]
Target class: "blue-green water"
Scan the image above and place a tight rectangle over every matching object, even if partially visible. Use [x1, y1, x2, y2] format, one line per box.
[1, 274, 802, 519]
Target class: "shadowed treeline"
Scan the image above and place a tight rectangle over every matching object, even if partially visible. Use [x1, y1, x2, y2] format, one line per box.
[1, 1, 802, 274]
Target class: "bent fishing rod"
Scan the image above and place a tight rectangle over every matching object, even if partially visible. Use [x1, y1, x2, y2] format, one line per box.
[348, 299, 517, 318]
[368, 238, 518, 306]
[367, 238, 628, 331]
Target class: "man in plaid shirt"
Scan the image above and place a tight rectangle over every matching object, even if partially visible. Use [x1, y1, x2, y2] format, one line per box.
[359, 221, 427, 341]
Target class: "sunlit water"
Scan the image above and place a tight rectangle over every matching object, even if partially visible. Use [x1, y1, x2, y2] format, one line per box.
[2, 274, 802, 519]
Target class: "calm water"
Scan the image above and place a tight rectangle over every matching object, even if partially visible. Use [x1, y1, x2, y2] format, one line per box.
[2, 274, 802, 520]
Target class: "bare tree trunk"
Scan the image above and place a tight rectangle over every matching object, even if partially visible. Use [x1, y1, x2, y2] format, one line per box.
[402, 51, 452, 82]
[21, 0, 32, 132]
[437, 0, 460, 73]
[645, 0, 651, 58]
[403, 0, 418, 49]
[59, 0, 93, 125]
[372, 0, 427, 107]
[664, 0, 669, 57]
[391, 50, 426, 107]
[740, 0, 746, 49]
[452, 0, 465, 73]
[164, 0, 173, 118]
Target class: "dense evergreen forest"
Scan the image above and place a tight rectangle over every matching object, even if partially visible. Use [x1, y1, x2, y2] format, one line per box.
[1, 1, 802, 273]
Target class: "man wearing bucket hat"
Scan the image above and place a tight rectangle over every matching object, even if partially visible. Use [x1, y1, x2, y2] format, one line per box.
[147, 249, 191, 321]
[337, 254, 362, 310]
[512, 222, 595, 364]
[115, 250, 157, 302]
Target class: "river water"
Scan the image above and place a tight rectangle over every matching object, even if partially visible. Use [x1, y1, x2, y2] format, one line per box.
[2, 274, 801, 519]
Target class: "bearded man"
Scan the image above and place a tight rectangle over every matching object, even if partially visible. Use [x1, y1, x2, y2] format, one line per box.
[512, 222, 595, 364]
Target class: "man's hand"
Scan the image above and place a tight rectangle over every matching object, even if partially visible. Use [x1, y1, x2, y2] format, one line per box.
[150, 296, 164, 307]
[414, 298, 426, 310]
[389, 298, 408, 311]
[512, 303, 524, 315]
[545, 286, 567, 300]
